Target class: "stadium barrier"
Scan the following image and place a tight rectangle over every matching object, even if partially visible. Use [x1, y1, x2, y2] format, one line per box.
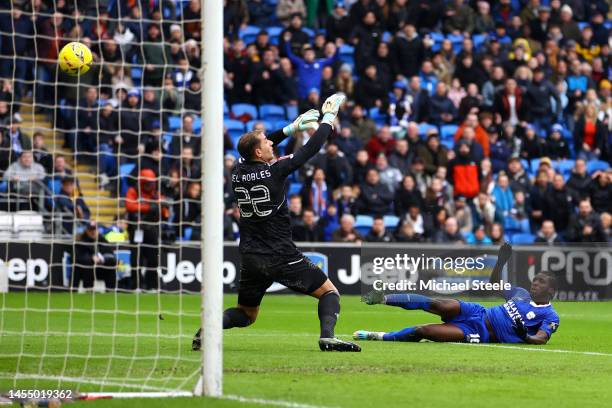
[1, 241, 610, 300]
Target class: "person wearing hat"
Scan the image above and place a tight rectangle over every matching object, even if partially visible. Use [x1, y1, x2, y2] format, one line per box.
[545, 123, 570, 159]
[520, 124, 546, 160]
[355, 64, 387, 110]
[325, 1, 351, 43]
[559, 4, 581, 42]
[526, 67, 560, 135]
[55, 176, 91, 235]
[448, 139, 480, 199]
[528, 5, 552, 44]
[73, 221, 118, 291]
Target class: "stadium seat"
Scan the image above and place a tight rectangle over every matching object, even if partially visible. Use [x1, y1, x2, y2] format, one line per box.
[246, 120, 273, 131]
[418, 123, 437, 136]
[288, 182, 302, 197]
[302, 27, 315, 39]
[285, 105, 298, 120]
[339, 44, 355, 67]
[587, 160, 609, 174]
[440, 139, 454, 150]
[511, 233, 535, 245]
[225, 119, 246, 140]
[48, 179, 62, 194]
[238, 25, 260, 44]
[120, 163, 136, 196]
[383, 215, 400, 230]
[520, 159, 530, 173]
[369, 107, 388, 126]
[274, 120, 291, 130]
[168, 116, 181, 131]
[472, 33, 487, 50]
[440, 124, 458, 140]
[554, 159, 575, 175]
[223, 101, 230, 119]
[259, 104, 286, 121]
[13, 211, 44, 240]
[231, 103, 258, 120]
[355, 215, 374, 236]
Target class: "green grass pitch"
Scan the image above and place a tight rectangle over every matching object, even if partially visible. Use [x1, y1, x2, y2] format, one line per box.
[1, 293, 611, 407]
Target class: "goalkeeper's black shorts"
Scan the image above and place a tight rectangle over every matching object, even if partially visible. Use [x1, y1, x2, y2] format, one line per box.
[237, 253, 328, 307]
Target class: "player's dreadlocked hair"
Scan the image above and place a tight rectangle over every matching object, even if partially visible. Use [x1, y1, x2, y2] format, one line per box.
[539, 271, 558, 290]
[237, 130, 263, 161]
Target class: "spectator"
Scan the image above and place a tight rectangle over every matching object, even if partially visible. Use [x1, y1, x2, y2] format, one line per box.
[434, 217, 464, 243]
[349, 105, 377, 144]
[454, 113, 490, 157]
[355, 64, 387, 109]
[394, 174, 424, 216]
[405, 76, 431, 123]
[489, 222, 506, 244]
[5, 114, 31, 159]
[507, 156, 530, 193]
[3, 150, 45, 210]
[366, 126, 395, 160]
[534, 220, 563, 244]
[358, 168, 394, 216]
[429, 82, 457, 126]
[336, 185, 358, 218]
[545, 173, 574, 233]
[249, 50, 285, 105]
[529, 169, 552, 229]
[458, 83, 482, 120]
[566, 158, 591, 200]
[288, 194, 303, 227]
[335, 63, 355, 100]
[419, 60, 438, 95]
[566, 199, 606, 242]
[394, 221, 423, 242]
[311, 142, 353, 190]
[301, 168, 330, 218]
[492, 172, 514, 220]
[466, 224, 492, 245]
[171, 115, 201, 156]
[365, 216, 395, 242]
[494, 78, 529, 126]
[453, 195, 473, 234]
[527, 67, 560, 135]
[284, 36, 339, 101]
[474, 1, 494, 34]
[332, 214, 363, 243]
[142, 24, 171, 87]
[55, 176, 90, 235]
[588, 171, 612, 215]
[448, 140, 480, 199]
[472, 191, 496, 227]
[417, 133, 449, 176]
[488, 127, 512, 173]
[32, 133, 53, 174]
[277, 0, 306, 27]
[506, 189, 532, 232]
[353, 149, 373, 186]
[125, 169, 170, 290]
[601, 212, 612, 242]
[335, 126, 362, 164]
[375, 153, 402, 193]
[72, 221, 117, 290]
[318, 203, 340, 241]
[545, 124, 571, 159]
[174, 181, 202, 240]
[326, 2, 351, 42]
[559, 5, 581, 42]
[520, 124, 546, 160]
[573, 103, 606, 160]
[455, 55, 485, 89]
[388, 138, 413, 176]
[391, 24, 424, 79]
[292, 209, 323, 242]
[350, 11, 383, 73]
[224, 0, 249, 39]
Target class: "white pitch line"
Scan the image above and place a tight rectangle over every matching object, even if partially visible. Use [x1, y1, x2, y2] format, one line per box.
[450, 342, 612, 357]
[222, 394, 337, 408]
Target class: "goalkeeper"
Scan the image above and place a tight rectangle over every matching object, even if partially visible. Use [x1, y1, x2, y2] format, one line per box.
[354, 243, 560, 345]
[193, 93, 360, 352]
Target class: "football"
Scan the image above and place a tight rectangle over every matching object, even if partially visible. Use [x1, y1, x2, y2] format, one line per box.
[58, 41, 92, 76]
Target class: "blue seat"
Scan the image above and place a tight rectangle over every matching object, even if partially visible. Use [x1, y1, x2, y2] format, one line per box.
[288, 182, 302, 197]
[193, 116, 202, 134]
[382, 31, 392, 42]
[520, 159, 530, 172]
[440, 139, 454, 150]
[369, 107, 388, 126]
[302, 27, 315, 39]
[225, 119, 245, 139]
[246, 120, 273, 131]
[587, 160, 609, 174]
[511, 233, 535, 245]
[238, 25, 260, 42]
[383, 215, 400, 230]
[259, 104, 286, 121]
[418, 123, 437, 136]
[355, 215, 374, 236]
[430, 32, 444, 43]
[472, 33, 487, 50]
[48, 179, 62, 194]
[223, 101, 229, 119]
[554, 159, 575, 175]
[440, 124, 458, 140]
[231, 103, 258, 120]
[119, 163, 136, 197]
[168, 116, 181, 131]
[447, 34, 463, 44]
[339, 44, 354, 56]
[274, 120, 291, 130]
[267, 26, 283, 37]
[285, 105, 298, 120]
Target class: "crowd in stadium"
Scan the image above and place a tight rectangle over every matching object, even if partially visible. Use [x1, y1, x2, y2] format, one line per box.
[0, 0, 610, 244]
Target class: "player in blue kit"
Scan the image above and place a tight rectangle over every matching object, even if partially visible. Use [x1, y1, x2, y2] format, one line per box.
[354, 243, 560, 344]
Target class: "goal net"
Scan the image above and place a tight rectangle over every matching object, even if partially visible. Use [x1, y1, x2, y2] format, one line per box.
[0, 0, 211, 396]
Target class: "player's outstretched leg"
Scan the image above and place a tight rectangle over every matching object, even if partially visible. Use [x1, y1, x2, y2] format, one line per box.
[313, 281, 361, 352]
[192, 306, 257, 351]
[363, 290, 461, 320]
[354, 323, 464, 343]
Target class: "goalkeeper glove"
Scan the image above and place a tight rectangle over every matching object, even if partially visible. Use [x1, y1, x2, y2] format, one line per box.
[512, 316, 528, 340]
[321, 92, 346, 126]
[283, 109, 320, 136]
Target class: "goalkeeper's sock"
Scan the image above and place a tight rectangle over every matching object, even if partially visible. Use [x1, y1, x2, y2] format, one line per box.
[318, 291, 340, 338]
[383, 326, 422, 342]
[223, 307, 252, 329]
[384, 294, 432, 311]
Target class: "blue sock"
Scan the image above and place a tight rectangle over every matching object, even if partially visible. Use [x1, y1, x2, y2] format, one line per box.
[383, 326, 421, 342]
[384, 294, 431, 311]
